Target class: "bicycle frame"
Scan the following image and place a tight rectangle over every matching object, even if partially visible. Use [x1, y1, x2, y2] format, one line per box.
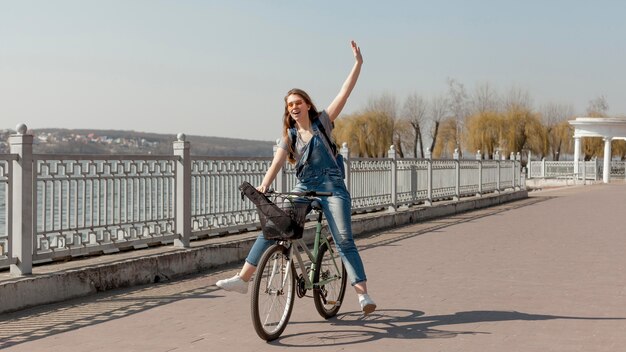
[284, 209, 343, 291]
[248, 187, 348, 341]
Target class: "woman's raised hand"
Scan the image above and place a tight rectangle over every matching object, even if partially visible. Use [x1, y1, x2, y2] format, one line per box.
[351, 40, 363, 64]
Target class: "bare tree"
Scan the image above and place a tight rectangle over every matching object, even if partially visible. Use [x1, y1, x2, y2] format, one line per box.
[472, 82, 500, 114]
[446, 78, 470, 156]
[428, 94, 448, 155]
[540, 103, 574, 160]
[366, 93, 399, 154]
[503, 86, 533, 111]
[582, 95, 610, 160]
[586, 95, 609, 116]
[402, 93, 428, 158]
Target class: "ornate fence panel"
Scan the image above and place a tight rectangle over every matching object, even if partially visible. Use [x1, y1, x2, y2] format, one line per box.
[529, 160, 543, 178]
[0, 156, 15, 268]
[190, 157, 272, 236]
[459, 161, 479, 197]
[32, 155, 177, 263]
[610, 161, 626, 178]
[482, 160, 499, 193]
[527, 159, 626, 181]
[431, 160, 457, 200]
[396, 159, 429, 206]
[546, 161, 574, 177]
[499, 160, 515, 189]
[350, 158, 392, 211]
[580, 161, 598, 180]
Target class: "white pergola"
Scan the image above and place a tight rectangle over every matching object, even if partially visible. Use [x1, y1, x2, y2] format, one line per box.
[569, 117, 626, 183]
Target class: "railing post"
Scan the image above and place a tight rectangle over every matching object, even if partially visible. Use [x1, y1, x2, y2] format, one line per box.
[602, 137, 611, 184]
[515, 152, 521, 190]
[527, 150, 532, 179]
[273, 139, 287, 193]
[582, 159, 587, 185]
[541, 157, 546, 178]
[453, 148, 460, 201]
[476, 150, 482, 197]
[173, 133, 190, 248]
[510, 152, 515, 189]
[494, 151, 501, 194]
[573, 137, 581, 178]
[341, 142, 350, 191]
[425, 148, 432, 206]
[388, 145, 397, 212]
[9, 123, 33, 276]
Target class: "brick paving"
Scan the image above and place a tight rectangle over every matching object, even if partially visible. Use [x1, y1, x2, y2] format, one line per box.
[1, 183, 626, 352]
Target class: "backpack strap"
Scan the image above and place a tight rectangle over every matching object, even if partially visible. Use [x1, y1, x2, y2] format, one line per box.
[312, 118, 338, 156]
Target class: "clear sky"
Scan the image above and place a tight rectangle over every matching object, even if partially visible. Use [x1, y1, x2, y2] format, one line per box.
[1, 0, 625, 142]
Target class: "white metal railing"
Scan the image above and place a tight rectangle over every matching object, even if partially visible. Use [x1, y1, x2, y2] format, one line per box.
[0, 155, 16, 268]
[528, 159, 626, 180]
[32, 156, 177, 263]
[190, 157, 271, 237]
[1, 126, 524, 274]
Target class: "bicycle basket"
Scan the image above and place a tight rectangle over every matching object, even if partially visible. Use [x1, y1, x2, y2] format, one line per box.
[239, 182, 312, 240]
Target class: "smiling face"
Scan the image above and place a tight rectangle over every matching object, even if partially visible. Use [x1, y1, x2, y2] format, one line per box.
[286, 94, 311, 124]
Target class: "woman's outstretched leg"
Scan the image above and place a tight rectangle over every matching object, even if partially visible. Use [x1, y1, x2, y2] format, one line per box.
[216, 233, 272, 294]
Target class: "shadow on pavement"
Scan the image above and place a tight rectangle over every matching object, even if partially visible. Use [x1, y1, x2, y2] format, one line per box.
[0, 277, 223, 349]
[358, 196, 553, 251]
[274, 309, 626, 347]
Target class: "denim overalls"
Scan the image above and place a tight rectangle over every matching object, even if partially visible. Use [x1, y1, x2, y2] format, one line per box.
[245, 124, 367, 285]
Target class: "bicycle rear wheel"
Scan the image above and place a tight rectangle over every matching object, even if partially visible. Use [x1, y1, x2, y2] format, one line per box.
[313, 240, 347, 318]
[250, 244, 296, 341]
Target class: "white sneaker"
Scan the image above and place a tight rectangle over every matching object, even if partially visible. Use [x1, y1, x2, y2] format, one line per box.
[216, 275, 248, 294]
[358, 294, 377, 315]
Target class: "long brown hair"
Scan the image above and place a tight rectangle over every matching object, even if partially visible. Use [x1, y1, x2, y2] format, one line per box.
[282, 88, 319, 163]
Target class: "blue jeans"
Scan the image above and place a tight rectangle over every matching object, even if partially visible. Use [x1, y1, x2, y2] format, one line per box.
[246, 135, 367, 285]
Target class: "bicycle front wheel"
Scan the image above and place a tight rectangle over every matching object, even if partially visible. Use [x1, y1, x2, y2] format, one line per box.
[313, 240, 348, 318]
[250, 244, 296, 341]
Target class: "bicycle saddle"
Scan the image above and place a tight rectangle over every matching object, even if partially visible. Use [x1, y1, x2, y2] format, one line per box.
[310, 199, 323, 211]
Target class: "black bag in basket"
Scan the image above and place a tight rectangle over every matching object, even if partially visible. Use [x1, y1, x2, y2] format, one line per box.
[239, 181, 311, 240]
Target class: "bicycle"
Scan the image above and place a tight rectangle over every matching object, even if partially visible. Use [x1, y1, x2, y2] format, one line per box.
[247, 189, 348, 341]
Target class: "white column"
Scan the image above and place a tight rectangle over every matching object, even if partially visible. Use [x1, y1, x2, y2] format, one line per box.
[9, 124, 34, 276]
[573, 137, 581, 176]
[340, 142, 350, 190]
[453, 149, 460, 201]
[173, 133, 191, 248]
[388, 145, 397, 212]
[603, 137, 612, 184]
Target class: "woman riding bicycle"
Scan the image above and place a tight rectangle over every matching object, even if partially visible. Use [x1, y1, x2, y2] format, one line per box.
[217, 40, 376, 315]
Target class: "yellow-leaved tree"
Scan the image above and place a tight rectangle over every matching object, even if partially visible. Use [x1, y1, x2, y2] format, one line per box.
[465, 111, 504, 159]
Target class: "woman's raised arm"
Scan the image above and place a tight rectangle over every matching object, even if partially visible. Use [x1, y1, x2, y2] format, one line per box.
[326, 41, 363, 122]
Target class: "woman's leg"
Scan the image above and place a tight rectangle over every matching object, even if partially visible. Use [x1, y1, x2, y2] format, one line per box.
[241, 233, 274, 280]
[216, 233, 273, 293]
[320, 191, 367, 288]
[322, 189, 376, 313]
[238, 261, 256, 282]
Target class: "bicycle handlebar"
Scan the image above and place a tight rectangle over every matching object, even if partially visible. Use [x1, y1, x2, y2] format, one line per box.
[265, 189, 333, 197]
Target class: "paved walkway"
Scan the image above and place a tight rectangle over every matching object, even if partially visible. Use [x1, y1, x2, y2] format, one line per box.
[1, 183, 625, 351]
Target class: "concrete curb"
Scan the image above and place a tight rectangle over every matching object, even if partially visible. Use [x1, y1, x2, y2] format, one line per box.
[0, 190, 527, 314]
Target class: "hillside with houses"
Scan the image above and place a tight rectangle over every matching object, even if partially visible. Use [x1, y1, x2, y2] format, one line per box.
[0, 128, 274, 157]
